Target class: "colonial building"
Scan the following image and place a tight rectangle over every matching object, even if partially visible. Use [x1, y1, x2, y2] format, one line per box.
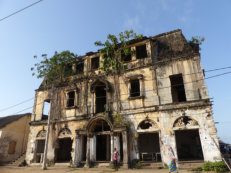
[0, 113, 31, 164]
[25, 29, 221, 168]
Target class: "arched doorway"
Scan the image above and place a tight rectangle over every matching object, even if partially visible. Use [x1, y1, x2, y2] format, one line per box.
[173, 116, 204, 161]
[35, 129, 46, 163]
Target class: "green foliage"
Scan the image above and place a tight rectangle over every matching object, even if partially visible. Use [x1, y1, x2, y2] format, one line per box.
[134, 161, 142, 169]
[188, 36, 205, 46]
[95, 29, 143, 75]
[31, 50, 78, 85]
[112, 113, 130, 127]
[192, 167, 203, 172]
[203, 161, 229, 172]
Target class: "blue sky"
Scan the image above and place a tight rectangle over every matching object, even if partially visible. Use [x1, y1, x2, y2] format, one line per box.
[0, 0, 231, 143]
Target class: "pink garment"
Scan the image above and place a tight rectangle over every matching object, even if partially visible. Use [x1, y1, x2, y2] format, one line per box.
[113, 151, 118, 160]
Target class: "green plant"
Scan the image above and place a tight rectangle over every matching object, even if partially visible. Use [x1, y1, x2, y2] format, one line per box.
[112, 113, 130, 127]
[134, 161, 142, 169]
[203, 161, 214, 171]
[188, 36, 205, 46]
[203, 161, 228, 172]
[192, 167, 203, 172]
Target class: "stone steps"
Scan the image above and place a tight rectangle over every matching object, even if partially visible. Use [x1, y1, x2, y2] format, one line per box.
[178, 160, 204, 170]
[8, 153, 26, 167]
[141, 162, 163, 169]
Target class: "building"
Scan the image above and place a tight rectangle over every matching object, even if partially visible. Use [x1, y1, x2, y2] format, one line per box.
[0, 113, 31, 164]
[25, 29, 221, 168]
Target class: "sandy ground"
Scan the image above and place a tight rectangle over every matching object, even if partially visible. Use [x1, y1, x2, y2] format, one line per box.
[0, 166, 193, 173]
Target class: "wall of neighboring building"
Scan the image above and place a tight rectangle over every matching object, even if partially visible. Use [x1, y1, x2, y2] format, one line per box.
[0, 114, 31, 163]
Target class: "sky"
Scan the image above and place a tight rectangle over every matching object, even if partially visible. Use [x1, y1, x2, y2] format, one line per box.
[0, 0, 231, 143]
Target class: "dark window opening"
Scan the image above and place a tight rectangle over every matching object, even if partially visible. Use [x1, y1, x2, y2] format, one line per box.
[130, 79, 140, 97]
[43, 100, 50, 116]
[95, 84, 106, 113]
[119, 133, 123, 161]
[67, 91, 75, 107]
[8, 141, 16, 154]
[121, 49, 132, 62]
[175, 129, 204, 161]
[136, 44, 147, 59]
[91, 57, 99, 70]
[139, 121, 153, 129]
[35, 139, 45, 163]
[75, 62, 84, 74]
[93, 120, 111, 133]
[64, 64, 73, 76]
[55, 138, 73, 162]
[96, 135, 111, 161]
[170, 74, 186, 102]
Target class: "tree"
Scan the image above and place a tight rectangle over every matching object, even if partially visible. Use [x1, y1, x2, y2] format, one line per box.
[31, 50, 78, 85]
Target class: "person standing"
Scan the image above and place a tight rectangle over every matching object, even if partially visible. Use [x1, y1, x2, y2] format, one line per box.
[168, 146, 178, 173]
[113, 148, 119, 171]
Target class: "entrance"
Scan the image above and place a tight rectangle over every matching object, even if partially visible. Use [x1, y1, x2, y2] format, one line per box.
[138, 133, 160, 161]
[56, 138, 72, 162]
[96, 135, 111, 161]
[35, 139, 45, 163]
[175, 129, 204, 161]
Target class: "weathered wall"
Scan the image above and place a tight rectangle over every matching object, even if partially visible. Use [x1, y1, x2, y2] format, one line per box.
[0, 114, 31, 163]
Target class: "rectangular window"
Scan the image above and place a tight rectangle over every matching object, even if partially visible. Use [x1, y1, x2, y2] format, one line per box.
[76, 62, 84, 74]
[64, 64, 73, 76]
[130, 79, 140, 97]
[42, 100, 50, 118]
[91, 57, 99, 70]
[136, 44, 147, 59]
[121, 49, 132, 62]
[67, 91, 75, 107]
[170, 74, 186, 102]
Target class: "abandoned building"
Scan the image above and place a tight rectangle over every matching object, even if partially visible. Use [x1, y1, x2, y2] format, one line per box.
[0, 113, 31, 164]
[25, 29, 222, 168]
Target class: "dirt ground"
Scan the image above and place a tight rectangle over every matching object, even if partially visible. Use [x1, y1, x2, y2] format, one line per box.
[0, 166, 193, 173]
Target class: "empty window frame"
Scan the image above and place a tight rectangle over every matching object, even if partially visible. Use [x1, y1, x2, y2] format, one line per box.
[121, 49, 132, 62]
[67, 91, 76, 107]
[136, 44, 147, 59]
[130, 79, 140, 97]
[170, 74, 186, 102]
[75, 62, 84, 74]
[91, 57, 100, 70]
[64, 64, 73, 76]
[43, 100, 50, 117]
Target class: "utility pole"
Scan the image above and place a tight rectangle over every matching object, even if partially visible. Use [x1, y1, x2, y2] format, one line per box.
[42, 85, 54, 170]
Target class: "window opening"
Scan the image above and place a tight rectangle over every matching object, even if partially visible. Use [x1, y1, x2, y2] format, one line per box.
[95, 83, 106, 113]
[136, 44, 147, 59]
[130, 79, 140, 97]
[64, 64, 73, 76]
[75, 62, 84, 74]
[121, 49, 131, 62]
[93, 120, 111, 132]
[67, 91, 75, 107]
[35, 139, 45, 163]
[43, 100, 50, 118]
[170, 74, 186, 102]
[55, 138, 73, 162]
[91, 57, 99, 70]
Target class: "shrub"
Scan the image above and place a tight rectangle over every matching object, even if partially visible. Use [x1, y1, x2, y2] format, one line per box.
[203, 161, 229, 172]
[203, 161, 214, 171]
[192, 167, 203, 172]
[134, 162, 142, 169]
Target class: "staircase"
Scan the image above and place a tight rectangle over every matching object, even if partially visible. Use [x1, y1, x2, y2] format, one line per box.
[141, 161, 163, 169]
[178, 160, 204, 170]
[8, 153, 26, 167]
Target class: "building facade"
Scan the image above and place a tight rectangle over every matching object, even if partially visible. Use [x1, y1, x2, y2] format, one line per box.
[0, 113, 31, 164]
[25, 30, 221, 167]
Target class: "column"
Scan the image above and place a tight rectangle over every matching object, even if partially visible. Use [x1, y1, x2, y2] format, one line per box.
[122, 131, 128, 168]
[91, 92, 94, 115]
[114, 134, 120, 162]
[110, 134, 114, 162]
[85, 135, 90, 168]
[73, 133, 81, 168]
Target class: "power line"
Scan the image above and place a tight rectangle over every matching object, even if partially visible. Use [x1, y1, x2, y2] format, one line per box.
[0, 0, 43, 22]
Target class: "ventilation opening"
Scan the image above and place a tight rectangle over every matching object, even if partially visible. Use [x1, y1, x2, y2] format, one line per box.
[175, 129, 204, 161]
[96, 135, 111, 161]
[95, 84, 106, 113]
[67, 91, 75, 107]
[170, 74, 186, 102]
[91, 57, 99, 70]
[136, 44, 147, 59]
[42, 100, 50, 119]
[55, 138, 73, 162]
[130, 79, 140, 97]
[121, 49, 132, 62]
[76, 62, 84, 74]
[138, 133, 161, 162]
[35, 139, 45, 163]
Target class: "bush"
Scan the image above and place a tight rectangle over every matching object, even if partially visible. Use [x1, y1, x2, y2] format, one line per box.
[202, 161, 229, 172]
[203, 162, 214, 171]
[192, 167, 203, 172]
[134, 162, 142, 169]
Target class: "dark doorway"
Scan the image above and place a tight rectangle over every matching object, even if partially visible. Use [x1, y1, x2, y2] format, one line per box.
[170, 74, 186, 102]
[120, 133, 123, 161]
[56, 138, 72, 162]
[96, 135, 111, 161]
[138, 133, 160, 161]
[35, 139, 45, 163]
[175, 129, 204, 161]
[95, 83, 106, 113]
[81, 136, 87, 161]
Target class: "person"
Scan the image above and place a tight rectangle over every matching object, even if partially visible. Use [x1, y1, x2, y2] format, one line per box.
[168, 146, 178, 173]
[113, 148, 119, 171]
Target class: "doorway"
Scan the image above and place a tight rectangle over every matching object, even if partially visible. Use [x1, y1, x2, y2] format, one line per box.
[96, 135, 111, 161]
[56, 138, 73, 162]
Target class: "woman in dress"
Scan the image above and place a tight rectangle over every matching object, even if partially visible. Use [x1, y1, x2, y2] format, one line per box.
[168, 146, 178, 173]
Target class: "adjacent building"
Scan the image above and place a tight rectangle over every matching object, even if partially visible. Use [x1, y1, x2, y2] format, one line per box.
[25, 29, 221, 167]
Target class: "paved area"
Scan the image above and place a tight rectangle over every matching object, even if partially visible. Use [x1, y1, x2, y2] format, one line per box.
[0, 166, 193, 173]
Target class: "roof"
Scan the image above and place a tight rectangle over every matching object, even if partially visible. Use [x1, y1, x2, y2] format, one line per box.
[0, 113, 31, 129]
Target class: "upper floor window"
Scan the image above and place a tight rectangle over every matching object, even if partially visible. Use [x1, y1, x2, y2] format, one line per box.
[136, 44, 147, 59]
[170, 74, 186, 103]
[121, 49, 132, 62]
[67, 91, 76, 107]
[75, 62, 84, 74]
[42, 100, 50, 118]
[91, 57, 99, 70]
[130, 79, 140, 97]
[64, 64, 73, 76]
